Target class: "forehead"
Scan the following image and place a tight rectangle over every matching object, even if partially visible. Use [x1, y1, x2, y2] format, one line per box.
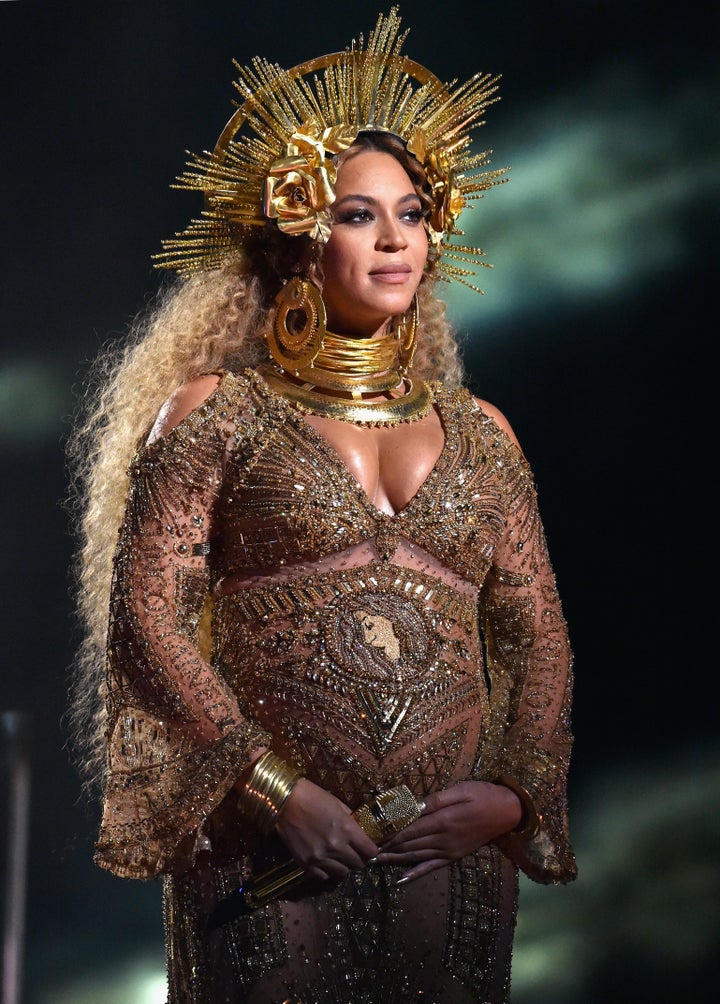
[335, 148, 416, 196]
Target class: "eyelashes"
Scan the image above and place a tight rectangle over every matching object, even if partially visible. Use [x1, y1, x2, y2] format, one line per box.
[334, 206, 426, 225]
[335, 208, 373, 223]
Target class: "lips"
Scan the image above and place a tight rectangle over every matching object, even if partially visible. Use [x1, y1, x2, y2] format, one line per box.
[369, 263, 412, 282]
[370, 263, 411, 274]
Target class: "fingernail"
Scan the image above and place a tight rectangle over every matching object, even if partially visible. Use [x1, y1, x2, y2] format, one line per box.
[395, 875, 410, 886]
[368, 856, 378, 864]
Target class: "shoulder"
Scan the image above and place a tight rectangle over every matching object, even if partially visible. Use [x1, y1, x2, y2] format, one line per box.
[147, 373, 223, 445]
[433, 382, 523, 452]
[472, 396, 522, 450]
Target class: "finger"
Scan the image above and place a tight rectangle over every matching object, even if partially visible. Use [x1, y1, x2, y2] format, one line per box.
[374, 846, 441, 864]
[344, 847, 375, 870]
[303, 864, 331, 882]
[380, 818, 437, 850]
[321, 843, 371, 873]
[348, 830, 380, 859]
[380, 831, 444, 854]
[423, 786, 473, 812]
[317, 858, 353, 881]
[418, 791, 443, 813]
[395, 858, 447, 885]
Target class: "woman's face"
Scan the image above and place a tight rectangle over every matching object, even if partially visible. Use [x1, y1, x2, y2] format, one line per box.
[321, 148, 428, 338]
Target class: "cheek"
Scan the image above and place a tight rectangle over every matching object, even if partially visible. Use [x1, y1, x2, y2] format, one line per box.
[322, 238, 345, 275]
[322, 238, 363, 287]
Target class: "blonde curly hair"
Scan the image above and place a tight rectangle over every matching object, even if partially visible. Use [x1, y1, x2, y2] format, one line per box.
[66, 140, 466, 792]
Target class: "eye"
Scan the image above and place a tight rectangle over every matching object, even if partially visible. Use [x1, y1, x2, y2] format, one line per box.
[402, 208, 426, 224]
[336, 206, 374, 224]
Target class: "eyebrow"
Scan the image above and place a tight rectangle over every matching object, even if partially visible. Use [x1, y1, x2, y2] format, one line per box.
[333, 192, 422, 208]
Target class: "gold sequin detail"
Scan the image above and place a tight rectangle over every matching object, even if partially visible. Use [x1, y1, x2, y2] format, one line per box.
[96, 367, 576, 1002]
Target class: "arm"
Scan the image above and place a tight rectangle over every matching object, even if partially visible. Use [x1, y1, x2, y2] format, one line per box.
[97, 373, 377, 880]
[96, 375, 273, 880]
[476, 415, 577, 884]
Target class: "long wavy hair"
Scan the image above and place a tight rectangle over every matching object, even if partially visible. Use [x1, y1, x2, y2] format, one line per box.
[66, 131, 466, 792]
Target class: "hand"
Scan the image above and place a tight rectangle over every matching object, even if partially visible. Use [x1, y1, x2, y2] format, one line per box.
[374, 780, 522, 884]
[274, 778, 379, 882]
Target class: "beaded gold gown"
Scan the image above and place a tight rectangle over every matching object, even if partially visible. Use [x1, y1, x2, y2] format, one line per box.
[95, 368, 576, 1003]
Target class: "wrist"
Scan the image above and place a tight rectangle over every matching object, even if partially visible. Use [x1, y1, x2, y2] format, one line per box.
[237, 750, 304, 833]
[494, 775, 541, 837]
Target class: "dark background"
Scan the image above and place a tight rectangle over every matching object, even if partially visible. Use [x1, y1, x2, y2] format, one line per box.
[1, 1, 717, 1001]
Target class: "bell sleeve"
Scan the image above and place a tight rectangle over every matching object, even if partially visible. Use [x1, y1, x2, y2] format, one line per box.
[478, 431, 577, 885]
[95, 383, 272, 880]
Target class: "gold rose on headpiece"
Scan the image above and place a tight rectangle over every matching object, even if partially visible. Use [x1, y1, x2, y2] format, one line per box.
[407, 130, 465, 247]
[263, 122, 358, 242]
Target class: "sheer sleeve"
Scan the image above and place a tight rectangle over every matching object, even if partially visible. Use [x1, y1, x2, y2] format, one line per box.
[477, 428, 577, 885]
[95, 378, 272, 880]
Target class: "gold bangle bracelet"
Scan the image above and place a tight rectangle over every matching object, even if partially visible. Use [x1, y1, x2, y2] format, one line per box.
[494, 775, 542, 838]
[238, 751, 303, 834]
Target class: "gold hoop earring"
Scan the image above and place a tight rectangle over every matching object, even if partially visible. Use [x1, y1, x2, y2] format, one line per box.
[267, 278, 327, 374]
[397, 294, 419, 375]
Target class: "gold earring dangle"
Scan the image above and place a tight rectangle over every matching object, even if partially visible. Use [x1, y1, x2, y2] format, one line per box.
[396, 294, 419, 376]
[266, 277, 326, 374]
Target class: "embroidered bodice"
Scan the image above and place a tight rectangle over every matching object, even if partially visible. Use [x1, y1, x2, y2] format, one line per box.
[213, 371, 508, 580]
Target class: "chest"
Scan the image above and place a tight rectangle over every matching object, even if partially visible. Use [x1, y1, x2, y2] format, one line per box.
[215, 391, 514, 586]
[302, 411, 446, 516]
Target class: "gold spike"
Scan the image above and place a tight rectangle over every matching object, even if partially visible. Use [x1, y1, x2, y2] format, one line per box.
[156, 7, 507, 287]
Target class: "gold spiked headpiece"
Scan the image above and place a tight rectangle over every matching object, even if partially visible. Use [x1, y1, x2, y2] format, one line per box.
[154, 7, 507, 290]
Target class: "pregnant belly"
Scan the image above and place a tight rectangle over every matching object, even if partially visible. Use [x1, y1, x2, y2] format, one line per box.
[214, 562, 488, 803]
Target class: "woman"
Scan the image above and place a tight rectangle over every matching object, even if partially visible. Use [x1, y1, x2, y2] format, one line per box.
[68, 9, 576, 1002]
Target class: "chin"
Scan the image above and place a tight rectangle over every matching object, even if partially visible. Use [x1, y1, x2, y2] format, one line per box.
[371, 294, 416, 322]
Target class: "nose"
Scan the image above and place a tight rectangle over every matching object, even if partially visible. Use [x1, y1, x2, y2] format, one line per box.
[376, 214, 407, 251]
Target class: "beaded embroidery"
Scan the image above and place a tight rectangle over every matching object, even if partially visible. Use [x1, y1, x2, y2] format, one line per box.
[97, 367, 575, 1002]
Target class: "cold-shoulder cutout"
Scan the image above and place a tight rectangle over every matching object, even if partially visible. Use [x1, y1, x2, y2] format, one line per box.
[473, 396, 522, 450]
[147, 373, 223, 445]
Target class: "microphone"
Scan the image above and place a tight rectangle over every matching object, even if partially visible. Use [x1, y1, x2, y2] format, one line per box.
[208, 784, 424, 928]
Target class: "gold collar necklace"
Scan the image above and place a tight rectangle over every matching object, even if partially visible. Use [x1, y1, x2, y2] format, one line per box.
[299, 328, 405, 394]
[259, 326, 433, 426]
[261, 365, 434, 426]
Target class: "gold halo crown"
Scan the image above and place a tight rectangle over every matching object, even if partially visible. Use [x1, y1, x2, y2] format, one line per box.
[154, 6, 508, 291]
